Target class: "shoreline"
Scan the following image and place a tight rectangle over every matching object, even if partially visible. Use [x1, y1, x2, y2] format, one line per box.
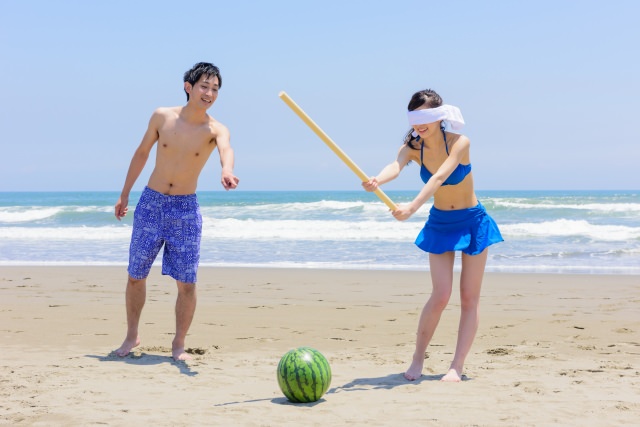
[0, 262, 637, 276]
[2, 266, 639, 425]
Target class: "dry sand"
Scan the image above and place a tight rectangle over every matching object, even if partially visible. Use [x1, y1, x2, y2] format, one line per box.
[1, 266, 639, 426]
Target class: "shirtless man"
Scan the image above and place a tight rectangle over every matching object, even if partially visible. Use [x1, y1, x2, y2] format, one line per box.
[113, 62, 239, 361]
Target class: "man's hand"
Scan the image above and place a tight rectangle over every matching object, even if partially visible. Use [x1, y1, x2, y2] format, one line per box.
[115, 196, 129, 220]
[221, 171, 239, 190]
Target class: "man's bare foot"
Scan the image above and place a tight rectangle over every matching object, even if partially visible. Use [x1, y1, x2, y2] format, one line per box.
[172, 346, 192, 361]
[404, 360, 424, 381]
[115, 336, 140, 357]
[441, 368, 462, 382]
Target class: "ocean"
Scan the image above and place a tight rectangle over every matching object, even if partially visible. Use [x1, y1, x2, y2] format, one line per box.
[0, 190, 638, 275]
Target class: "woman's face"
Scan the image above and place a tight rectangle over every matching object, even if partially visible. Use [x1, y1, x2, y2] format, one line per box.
[411, 105, 440, 138]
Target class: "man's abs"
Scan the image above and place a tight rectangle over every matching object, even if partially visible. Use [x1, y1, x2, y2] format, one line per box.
[147, 149, 214, 195]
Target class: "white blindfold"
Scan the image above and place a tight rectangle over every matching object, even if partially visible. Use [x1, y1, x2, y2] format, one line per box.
[407, 105, 465, 131]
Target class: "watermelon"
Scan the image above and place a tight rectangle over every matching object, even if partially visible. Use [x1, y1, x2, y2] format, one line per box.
[277, 346, 331, 403]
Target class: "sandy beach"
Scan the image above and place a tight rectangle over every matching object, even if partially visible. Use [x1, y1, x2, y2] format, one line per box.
[1, 266, 638, 426]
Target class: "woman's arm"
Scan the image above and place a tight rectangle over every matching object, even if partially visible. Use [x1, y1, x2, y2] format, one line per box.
[362, 144, 414, 191]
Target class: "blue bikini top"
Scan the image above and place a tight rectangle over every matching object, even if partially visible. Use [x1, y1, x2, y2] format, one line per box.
[419, 131, 471, 186]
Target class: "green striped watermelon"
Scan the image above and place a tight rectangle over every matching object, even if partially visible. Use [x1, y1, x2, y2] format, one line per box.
[277, 347, 331, 403]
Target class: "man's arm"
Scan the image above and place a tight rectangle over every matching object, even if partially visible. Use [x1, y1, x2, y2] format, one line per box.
[114, 110, 163, 220]
[214, 124, 239, 190]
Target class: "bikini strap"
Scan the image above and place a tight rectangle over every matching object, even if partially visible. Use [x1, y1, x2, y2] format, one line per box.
[442, 129, 449, 155]
[419, 131, 447, 159]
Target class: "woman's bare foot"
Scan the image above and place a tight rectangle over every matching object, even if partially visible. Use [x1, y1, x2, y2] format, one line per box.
[404, 360, 424, 381]
[441, 368, 462, 382]
[115, 336, 140, 357]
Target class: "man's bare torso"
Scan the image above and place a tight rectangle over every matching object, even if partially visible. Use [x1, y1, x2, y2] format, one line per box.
[147, 106, 219, 195]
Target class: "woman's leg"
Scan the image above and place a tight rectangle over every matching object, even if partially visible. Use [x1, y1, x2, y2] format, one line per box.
[404, 251, 455, 380]
[442, 248, 488, 382]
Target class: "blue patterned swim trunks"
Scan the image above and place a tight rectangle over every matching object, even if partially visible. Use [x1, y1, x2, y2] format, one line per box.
[128, 187, 202, 283]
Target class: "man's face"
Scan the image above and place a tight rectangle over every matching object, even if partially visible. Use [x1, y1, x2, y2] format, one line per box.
[185, 75, 219, 109]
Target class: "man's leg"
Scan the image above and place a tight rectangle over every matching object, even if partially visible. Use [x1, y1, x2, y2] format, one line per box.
[115, 275, 146, 357]
[172, 280, 197, 361]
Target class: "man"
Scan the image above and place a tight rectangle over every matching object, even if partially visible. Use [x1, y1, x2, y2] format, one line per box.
[114, 62, 239, 361]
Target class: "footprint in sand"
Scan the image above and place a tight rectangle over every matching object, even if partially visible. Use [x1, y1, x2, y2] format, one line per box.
[186, 347, 208, 355]
[487, 347, 511, 356]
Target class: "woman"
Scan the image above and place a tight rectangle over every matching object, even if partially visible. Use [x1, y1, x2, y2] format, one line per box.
[363, 89, 503, 382]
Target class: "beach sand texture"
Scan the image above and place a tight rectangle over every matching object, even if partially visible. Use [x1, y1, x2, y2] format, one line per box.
[1, 267, 639, 426]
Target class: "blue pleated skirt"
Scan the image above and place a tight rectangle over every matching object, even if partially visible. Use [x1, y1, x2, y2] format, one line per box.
[415, 202, 503, 255]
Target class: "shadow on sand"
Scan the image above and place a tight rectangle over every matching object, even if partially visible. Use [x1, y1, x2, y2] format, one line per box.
[85, 351, 198, 376]
[213, 397, 327, 407]
[328, 372, 471, 393]
[211, 372, 471, 407]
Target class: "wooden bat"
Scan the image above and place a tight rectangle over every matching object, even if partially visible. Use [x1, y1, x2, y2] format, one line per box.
[279, 91, 397, 210]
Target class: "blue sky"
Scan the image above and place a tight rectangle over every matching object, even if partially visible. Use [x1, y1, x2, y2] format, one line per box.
[1, 0, 638, 192]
